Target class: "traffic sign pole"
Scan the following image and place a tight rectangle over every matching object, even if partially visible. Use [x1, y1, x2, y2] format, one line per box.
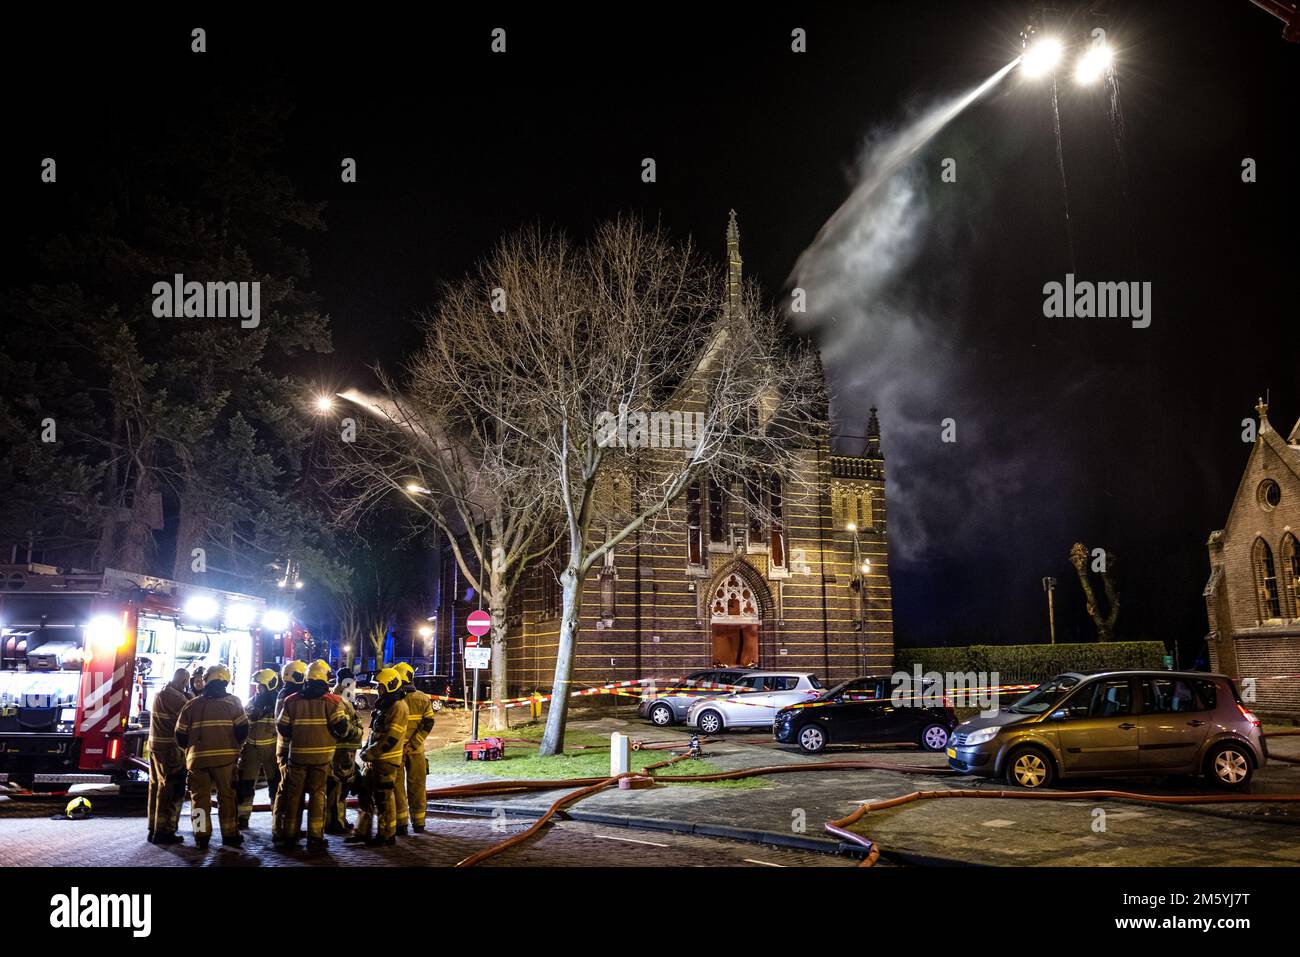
[465, 610, 492, 742]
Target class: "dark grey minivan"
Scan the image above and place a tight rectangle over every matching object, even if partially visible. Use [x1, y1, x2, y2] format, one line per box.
[947, 671, 1267, 789]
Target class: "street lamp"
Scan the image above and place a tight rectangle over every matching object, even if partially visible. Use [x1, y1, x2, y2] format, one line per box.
[1042, 577, 1057, 644]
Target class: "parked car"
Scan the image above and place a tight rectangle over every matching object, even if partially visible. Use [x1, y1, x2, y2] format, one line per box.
[947, 670, 1267, 789]
[413, 674, 452, 711]
[636, 668, 752, 727]
[686, 672, 823, 733]
[773, 675, 957, 754]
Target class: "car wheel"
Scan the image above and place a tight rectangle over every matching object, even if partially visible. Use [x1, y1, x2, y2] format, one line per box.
[797, 724, 828, 754]
[1005, 747, 1055, 789]
[430, 699, 443, 712]
[649, 703, 674, 727]
[696, 710, 723, 735]
[920, 723, 950, 752]
[1206, 743, 1253, 789]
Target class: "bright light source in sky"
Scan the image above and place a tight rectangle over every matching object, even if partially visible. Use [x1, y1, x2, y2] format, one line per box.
[262, 610, 291, 632]
[314, 394, 334, 413]
[1021, 37, 1062, 77]
[1074, 43, 1113, 84]
[405, 482, 431, 495]
[185, 595, 219, 621]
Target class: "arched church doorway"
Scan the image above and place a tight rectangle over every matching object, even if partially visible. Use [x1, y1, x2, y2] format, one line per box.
[708, 570, 762, 667]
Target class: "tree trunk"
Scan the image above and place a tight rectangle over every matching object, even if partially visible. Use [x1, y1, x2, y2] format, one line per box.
[171, 490, 205, 583]
[485, 567, 509, 732]
[539, 562, 583, 755]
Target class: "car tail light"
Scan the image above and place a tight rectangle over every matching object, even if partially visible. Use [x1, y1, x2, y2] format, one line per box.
[942, 694, 954, 709]
[1236, 703, 1261, 727]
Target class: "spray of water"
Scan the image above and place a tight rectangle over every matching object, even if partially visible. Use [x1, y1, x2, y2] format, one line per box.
[1050, 74, 1076, 273]
[788, 58, 1035, 561]
[790, 59, 1020, 284]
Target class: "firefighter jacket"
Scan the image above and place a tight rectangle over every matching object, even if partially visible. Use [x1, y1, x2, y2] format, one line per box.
[402, 687, 435, 753]
[333, 690, 364, 751]
[275, 682, 303, 761]
[148, 682, 189, 749]
[244, 689, 279, 749]
[175, 686, 249, 769]
[361, 692, 409, 765]
[276, 680, 350, 765]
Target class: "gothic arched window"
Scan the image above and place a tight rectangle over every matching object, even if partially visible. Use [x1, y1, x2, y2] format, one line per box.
[1253, 538, 1282, 621]
[1281, 533, 1300, 619]
[710, 573, 759, 622]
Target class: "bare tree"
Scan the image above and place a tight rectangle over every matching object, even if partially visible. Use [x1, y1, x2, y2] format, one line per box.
[424, 218, 825, 754]
[328, 294, 560, 728]
[1069, 542, 1120, 642]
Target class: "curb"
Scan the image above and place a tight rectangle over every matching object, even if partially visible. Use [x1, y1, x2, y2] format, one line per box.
[425, 800, 981, 867]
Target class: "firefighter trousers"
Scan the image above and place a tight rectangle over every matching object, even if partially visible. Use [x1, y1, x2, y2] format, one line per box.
[275, 762, 329, 841]
[393, 757, 408, 827]
[276, 755, 306, 837]
[147, 744, 186, 838]
[354, 760, 399, 840]
[236, 743, 280, 826]
[188, 763, 239, 842]
[325, 747, 357, 830]
[403, 746, 428, 827]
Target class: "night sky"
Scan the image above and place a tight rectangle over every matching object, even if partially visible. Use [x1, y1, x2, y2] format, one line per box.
[6, 4, 1298, 660]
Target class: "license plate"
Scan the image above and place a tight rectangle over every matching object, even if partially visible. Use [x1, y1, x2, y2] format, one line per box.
[946, 747, 957, 759]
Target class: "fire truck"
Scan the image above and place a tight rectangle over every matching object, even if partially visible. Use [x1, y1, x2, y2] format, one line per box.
[0, 564, 313, 792]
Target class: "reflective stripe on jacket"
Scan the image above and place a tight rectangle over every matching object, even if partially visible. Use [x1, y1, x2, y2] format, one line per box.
[175, 694, 249, 769]
[363, 696, 409, 765]
[148, 684, 189, 747]
[402, 689, 435, 752]
[276, 691, 350, 765]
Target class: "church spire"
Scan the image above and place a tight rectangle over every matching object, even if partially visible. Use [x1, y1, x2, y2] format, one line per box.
[725, 209, 743, 317]
[865, 407, 883, 460]
[1257, 395, 1272, 436]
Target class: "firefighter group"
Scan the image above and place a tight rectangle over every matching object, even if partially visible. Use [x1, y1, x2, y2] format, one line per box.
[145, 659, 435, 852]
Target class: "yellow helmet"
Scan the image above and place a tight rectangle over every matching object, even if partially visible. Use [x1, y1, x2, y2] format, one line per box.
[204, 664, 232, 684]
[282, 660, 307, 686]
[306, 660, 331, 683]
[375, 667, 403, 695]
[65, 796, 93, 820]
[393, 661, 415, 682]
[253, 668, 280, 692]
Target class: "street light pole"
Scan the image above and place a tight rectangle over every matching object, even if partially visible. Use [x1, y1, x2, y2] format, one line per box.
[1042, 576, 1057, 644]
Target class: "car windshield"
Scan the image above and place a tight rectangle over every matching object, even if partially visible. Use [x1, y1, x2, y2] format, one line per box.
[816, 678, 876, 702]
[1008, 675, 1080, 714]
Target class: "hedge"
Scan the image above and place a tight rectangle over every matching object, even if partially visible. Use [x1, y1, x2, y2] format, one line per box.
[895, 641, 1167, 684]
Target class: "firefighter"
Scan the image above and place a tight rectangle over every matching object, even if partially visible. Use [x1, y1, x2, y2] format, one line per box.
[146, 668, 191, 845]
[272, 660, 350, 851]
[188, 668, 206, 698]
[275, 660, 307, 835]
[344, 667, 408, 848]
[174, 664, 248, 851]
[325, 667, 363, 834]
[393, 661, 435, 834]
[236, 668, 282, 829]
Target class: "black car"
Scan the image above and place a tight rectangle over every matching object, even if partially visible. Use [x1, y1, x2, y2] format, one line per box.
[773, 675, 957, 754]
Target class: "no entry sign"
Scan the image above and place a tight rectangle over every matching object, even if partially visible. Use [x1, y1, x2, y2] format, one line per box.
[466, 609, 491, 644]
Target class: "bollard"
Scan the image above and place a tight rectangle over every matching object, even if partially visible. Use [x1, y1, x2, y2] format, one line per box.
[610, 731, 630, 776]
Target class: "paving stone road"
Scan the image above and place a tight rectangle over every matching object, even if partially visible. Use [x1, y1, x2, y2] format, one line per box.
[0, 810, 855, 868]
[3, 714, 1298, 867]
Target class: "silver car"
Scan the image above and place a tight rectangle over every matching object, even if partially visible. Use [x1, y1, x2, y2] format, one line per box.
[686, 672, 824, 733]
[636, 668, 752, 727]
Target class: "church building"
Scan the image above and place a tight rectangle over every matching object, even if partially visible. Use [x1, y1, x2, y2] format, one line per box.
[1204, 399, 1300, 715]
[436, 213, 895, 694]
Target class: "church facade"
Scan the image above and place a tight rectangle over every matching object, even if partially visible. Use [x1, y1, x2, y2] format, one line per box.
[435, 214, 895, 694]
[1204, 399, 1300, 716]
